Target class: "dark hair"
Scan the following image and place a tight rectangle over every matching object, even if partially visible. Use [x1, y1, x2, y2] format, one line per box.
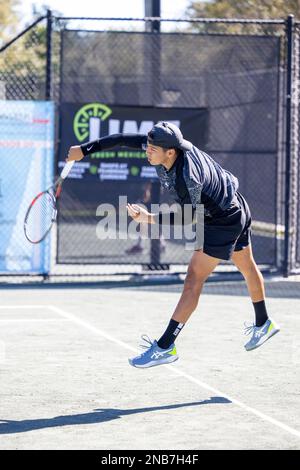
[147, 131, 181, 155]
[163, 147, 181, 156]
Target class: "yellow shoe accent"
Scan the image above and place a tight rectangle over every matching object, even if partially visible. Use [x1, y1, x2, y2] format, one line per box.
[267, 323, 274, 334]
[169, 346, 177, 356]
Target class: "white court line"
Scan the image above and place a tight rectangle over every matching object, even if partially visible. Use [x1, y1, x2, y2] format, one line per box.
[49, 304, 300, 440]
[0, 305, 70, 322]
[0, 319, 69, 322]
[0, 306, 51, 309]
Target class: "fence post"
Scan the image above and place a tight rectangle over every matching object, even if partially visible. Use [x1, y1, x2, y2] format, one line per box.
[45, 9, 53, 100]
[145, 0, 161, 33]
[145, 1, 162, 268]
[283, 14, 294, 278]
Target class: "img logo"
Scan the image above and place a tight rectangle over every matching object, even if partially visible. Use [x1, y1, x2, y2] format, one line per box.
[73, 102, 181, 143]
[73, 103, 112, 142]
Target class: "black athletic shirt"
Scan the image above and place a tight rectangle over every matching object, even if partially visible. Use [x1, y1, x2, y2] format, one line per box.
[81, 133, 239, 223]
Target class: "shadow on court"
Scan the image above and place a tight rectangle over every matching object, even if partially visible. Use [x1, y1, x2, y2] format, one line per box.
[0, 397, 231, 434]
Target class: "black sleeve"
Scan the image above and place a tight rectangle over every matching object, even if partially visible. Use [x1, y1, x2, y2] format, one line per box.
[153, 206, 195, 226]
[80, 133, 147, 156]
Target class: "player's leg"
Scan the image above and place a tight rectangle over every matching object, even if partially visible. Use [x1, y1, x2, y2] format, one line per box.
[231, 244, 280, 350]
[171, 249, 221, 324]
[231, 244, 265, 304]
[156, 250, 220, 348]
[129, 250, 220, 368]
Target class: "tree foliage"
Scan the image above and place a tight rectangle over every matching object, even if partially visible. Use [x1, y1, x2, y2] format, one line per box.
[186, 0, 300, 20]
[0, 0, 20, 46]
[184, 0, 300, 33]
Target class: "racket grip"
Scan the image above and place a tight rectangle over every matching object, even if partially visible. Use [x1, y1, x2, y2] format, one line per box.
[55, 185, 62, 198]
[61, 160, 75, 179]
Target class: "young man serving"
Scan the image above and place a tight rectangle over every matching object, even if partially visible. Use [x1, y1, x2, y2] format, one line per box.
[67, 121, 280, 368]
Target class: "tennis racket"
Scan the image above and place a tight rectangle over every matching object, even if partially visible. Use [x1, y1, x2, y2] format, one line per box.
[24, 160, 74, 244]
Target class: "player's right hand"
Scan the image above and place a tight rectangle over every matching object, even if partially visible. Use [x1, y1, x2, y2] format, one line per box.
[66, 145, 84, 162]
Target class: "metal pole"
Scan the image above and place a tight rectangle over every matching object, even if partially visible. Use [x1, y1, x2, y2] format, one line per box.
[152, 0, 161, 33]
[145, 1, 162, 267]
[145, 0, 161, 104]
[145, 0, 161, 32]
[283, 14, 294, 277]
[45, 9, 53, 100]
[0, 16, 46, 53]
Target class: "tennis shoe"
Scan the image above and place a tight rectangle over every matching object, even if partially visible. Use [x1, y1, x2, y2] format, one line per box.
[129, 335, 178, 368]
[244, 318, 280, 351]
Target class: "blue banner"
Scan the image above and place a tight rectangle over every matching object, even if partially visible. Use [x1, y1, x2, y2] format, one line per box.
[0, 101, 54, 273]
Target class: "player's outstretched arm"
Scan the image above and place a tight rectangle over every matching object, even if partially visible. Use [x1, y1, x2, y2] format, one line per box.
[66, 133, 147, 162]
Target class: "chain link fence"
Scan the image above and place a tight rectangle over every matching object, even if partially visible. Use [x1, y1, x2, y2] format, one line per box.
[0, 16, 55, 281]
[0, 14, 299, 282]
[0, 16, 47, 100]
[294, 23, 300, 272]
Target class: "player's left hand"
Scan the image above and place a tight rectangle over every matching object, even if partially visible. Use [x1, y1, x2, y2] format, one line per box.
[127, 204, 152, 224]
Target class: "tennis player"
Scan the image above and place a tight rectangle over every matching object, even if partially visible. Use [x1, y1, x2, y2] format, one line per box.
[67, 121, 280, 368]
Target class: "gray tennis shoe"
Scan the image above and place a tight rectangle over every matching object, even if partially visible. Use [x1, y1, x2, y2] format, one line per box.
[129, 335, 178, 368]
[244, 318, 280, 351]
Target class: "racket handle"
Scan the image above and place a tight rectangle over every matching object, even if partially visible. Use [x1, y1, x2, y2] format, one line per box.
[55, 185, 62, 198]
[61, 160, 75, 179]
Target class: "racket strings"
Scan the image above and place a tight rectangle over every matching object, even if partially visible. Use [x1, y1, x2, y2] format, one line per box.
[25, 191, 57, 243]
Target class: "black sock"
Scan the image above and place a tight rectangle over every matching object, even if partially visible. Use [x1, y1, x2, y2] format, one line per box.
[157, 319, 184, 349]
[253, 300, 269, 327]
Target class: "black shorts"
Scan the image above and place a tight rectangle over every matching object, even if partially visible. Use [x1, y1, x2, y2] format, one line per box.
[203, 191, 252, 261]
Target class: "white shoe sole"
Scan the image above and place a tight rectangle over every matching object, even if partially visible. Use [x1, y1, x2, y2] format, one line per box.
[245, 327, 280, 351]
[129, 355, 178, 368]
